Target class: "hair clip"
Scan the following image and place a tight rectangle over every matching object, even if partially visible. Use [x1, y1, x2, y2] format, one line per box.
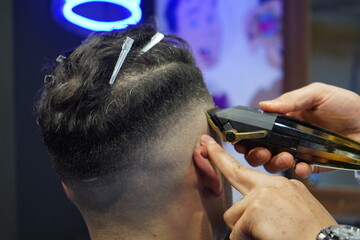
[56, 55, 67, 63]
[140, 32, 164, 54]
[109, 36, 134, 85]
[44, 75, 54, 84]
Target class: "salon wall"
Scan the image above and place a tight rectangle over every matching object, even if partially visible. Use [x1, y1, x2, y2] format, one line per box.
[309, 0, 360, 188]
[310, 0, 360, 94]
[0, 0, 17, 239]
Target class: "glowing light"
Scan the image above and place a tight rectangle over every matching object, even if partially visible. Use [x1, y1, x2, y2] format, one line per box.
[62, 0, 142, 31]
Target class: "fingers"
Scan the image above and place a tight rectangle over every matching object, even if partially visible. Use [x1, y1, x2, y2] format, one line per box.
[235, 145, 295, 173]
[295, 163, 336, 177]
[259, 82, 331, 114]
[244, 147, 272, 167]
[234, 144, 327, 178]
[224, 193, 259, 240]
[228, 212, 248, 240]
[312, 166, 336, 174]
[201, 135, 267, 195]
[263, 152, 294, 173]
[223, 197, 248, 230]
[233, 144, 248, 154]
[223, 191, 262, 233]
[294, 162, 313, 178]
[226, 178, 337, 240]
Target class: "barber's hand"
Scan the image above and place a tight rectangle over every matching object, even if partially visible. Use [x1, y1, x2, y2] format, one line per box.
[201, 135, 337, 240]
[236, 82, 360, 177]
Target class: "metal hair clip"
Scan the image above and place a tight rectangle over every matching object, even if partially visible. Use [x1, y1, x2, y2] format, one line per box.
[56, 55, 67, 63]
[140, 32, 164, 53]
[109, 37, 134, 85]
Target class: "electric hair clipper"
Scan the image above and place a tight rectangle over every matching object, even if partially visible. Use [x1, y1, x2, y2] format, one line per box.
[206, 106, 360, 170]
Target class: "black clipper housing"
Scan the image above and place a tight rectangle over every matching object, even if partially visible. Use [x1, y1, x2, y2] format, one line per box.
[206, 106, 360, 170]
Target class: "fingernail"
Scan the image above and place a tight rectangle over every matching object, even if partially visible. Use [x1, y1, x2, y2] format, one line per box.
[201, 135, 216, 145]
[260, 100, 279, 105]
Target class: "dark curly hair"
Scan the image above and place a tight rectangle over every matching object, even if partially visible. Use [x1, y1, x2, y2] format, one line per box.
[36, 25, 212, 213]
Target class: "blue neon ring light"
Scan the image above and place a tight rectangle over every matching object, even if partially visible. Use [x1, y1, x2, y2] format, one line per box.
[63, 0, 142, 31]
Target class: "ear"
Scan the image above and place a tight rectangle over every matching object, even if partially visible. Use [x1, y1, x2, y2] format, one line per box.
[61, 182, 76, 204]
[193, 145, 223, 197]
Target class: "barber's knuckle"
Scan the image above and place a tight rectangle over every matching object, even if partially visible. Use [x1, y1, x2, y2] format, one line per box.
[248, 200, 264, 213]
[311, 82, 325, 89]
[223, 209, 234, 227]
[290, 179, 306, 189]
[273, 176, 289, 187]
[275, 176, 288, 182]
[255, 187, 278, 201]
[223, 209, 231, 222]
[259, 186, 273, 195]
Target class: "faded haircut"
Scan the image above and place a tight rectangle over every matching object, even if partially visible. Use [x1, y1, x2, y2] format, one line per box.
[36, 25, 212, 214]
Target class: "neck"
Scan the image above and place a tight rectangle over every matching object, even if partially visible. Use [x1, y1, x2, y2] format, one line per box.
[88, 212, 213, 240]
[85, 162, 226, 240]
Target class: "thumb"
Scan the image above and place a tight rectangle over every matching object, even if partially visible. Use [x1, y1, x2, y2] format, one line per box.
[259, 82, 329, 114]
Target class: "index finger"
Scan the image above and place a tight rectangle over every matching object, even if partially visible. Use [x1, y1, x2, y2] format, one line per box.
[200, 135, 269, 195]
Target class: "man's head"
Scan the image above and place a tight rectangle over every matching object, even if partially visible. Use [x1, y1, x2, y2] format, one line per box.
[36, 25, 231, 239]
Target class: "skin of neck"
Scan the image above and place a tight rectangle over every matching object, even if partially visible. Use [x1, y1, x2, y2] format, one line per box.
[70, 105, 231, 240]
[85, 158, 229, 240]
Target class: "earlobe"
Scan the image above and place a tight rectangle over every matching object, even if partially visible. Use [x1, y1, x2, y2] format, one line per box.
[61, 182, 76, 204]
[193, 145, 223, 197]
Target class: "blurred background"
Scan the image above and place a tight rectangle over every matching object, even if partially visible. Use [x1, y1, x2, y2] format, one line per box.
[1, 0, 359, 239]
